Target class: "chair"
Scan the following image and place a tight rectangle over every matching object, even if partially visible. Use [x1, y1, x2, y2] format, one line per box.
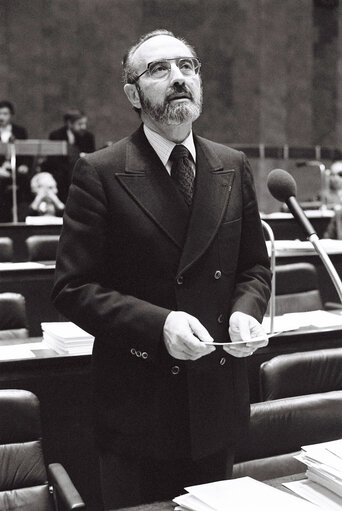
[0, 292, 28, 339]
[0, 389, 85, 510]
[233, 390, 342, 481]
[260, 347, 342, 401]
[275, 262, 323, 315]
[0, 237, 13, 261]
[26, 235, 60, 261]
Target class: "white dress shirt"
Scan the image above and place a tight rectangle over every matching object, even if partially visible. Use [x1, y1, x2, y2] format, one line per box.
[143, 124, 196, 176]
[0, 124, 13, 143]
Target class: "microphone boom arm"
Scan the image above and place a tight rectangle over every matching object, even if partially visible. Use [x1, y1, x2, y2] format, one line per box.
[309, 234, 342, 303]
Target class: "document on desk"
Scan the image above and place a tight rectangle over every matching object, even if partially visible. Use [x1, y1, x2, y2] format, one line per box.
[173, 477, 317, 511]
[262, 310, 342, 334]
[284, 479, 342, 510]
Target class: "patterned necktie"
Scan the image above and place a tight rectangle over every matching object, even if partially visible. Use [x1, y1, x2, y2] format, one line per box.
[170, 145, 195, 206]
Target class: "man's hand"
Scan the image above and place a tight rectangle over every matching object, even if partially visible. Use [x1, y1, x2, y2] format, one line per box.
[163, 311, 215, 361]
[223, 311, 268, 358]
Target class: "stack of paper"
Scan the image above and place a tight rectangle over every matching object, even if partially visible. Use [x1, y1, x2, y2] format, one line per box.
[173, 477, 317, 510]
[262, 309, 342, 334]
[284, 440, 342, 509]
[41, 321, 94, 355]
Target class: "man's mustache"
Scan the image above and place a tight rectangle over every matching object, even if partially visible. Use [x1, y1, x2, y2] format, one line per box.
[166, 84, 193, 102]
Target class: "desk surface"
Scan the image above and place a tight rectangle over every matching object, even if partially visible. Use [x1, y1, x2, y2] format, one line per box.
[114, 473, 305, 511]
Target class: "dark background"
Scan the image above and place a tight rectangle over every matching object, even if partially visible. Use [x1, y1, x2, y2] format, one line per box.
[0, 0, 341, 209]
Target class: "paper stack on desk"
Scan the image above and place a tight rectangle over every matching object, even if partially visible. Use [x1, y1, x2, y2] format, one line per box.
[284, 440, 342, 509]
[173, 477, 317, 510]
[41, 322, 94, 355]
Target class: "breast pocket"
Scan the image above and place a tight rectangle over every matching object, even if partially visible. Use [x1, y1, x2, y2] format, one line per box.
[218, 217, 242, 274]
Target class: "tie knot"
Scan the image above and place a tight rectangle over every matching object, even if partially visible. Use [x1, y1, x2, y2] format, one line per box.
[170, 144, 190, 162]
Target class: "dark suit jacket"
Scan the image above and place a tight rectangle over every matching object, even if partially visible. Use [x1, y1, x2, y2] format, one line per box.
[47, 126, 95, 202]
[49, 126, 95, 153]
[52, 125, 271, 460]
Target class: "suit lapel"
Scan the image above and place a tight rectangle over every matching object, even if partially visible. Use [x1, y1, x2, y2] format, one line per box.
[115, 126, 189, 248]
[177, 136, 235, 276]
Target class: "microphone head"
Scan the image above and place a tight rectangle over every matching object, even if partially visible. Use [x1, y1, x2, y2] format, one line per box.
[267, 168, 297, 202]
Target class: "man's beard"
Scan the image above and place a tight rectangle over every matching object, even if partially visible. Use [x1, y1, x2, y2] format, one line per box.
[137, 82, 203, 125]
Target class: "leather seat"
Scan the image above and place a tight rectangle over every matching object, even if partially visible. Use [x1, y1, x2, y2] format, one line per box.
[233, 390, 342, 481]
[275, 262, 323, 314]
[0, 389, 85, 510]
[26, 235, 60, 261]
[0, 292, 28, 339]
[0, 237, 13, 262]
[260, 347, 342, 401]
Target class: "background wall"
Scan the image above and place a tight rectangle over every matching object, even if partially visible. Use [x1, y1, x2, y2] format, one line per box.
[0, 0, 341, 209]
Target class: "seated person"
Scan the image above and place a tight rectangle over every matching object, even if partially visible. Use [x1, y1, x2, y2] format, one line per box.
[0, 100, 32, 222]
[326, 161, 342, 207]
[28, 172, 64, 217]
[46, 109, 96, 202]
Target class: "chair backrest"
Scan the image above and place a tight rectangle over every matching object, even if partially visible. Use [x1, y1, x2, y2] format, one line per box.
[260, 348, 342, 401]
[0, 389, 54, 510]
[26, 235, 60, 262]
[233, 390, 342, 481]
[0, 292, 28, 339]
[0, 237, 13, 262]
[275, 262, 323, 314]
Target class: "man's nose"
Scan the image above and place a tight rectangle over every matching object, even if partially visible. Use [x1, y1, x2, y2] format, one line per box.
[169, 63, 186, 86]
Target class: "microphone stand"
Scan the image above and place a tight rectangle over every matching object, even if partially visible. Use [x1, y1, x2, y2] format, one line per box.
[261, 220, 276, 333]
[309, 234, 342, 303]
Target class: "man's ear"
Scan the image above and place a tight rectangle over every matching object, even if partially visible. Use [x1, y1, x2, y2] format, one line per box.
[124, 84, 142, 110]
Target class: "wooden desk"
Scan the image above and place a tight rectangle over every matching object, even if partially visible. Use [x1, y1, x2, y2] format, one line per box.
[112, 473, 306, 510]
[0, 222, 62, 261]
[261, 211, 333, 240]
[0, 262, 60, 336]
[0, 337, 100, 511]
[269, 240, 342, 303]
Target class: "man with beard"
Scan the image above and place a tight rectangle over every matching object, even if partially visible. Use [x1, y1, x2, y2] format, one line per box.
[52, 30, 271, 509]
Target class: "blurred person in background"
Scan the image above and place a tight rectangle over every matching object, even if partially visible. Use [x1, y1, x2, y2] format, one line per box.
[324, 161, 342, 238]
[46, 109, 95, 202]
[27, 172, 64, 217]
[0, 100, 32, 222]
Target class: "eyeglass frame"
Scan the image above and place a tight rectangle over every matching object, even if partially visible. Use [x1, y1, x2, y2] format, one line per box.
[133, 57, 201, 83]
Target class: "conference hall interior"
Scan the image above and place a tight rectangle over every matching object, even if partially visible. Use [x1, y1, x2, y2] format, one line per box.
[2, 1, 342, 510]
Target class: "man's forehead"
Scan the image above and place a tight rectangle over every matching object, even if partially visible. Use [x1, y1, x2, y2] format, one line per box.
[133, 35, 193, 68]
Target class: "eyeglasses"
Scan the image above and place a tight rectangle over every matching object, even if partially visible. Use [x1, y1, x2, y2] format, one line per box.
[134, 57, 201, 82]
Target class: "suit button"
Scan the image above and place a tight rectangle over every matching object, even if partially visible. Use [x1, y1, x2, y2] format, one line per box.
[142, 352, 148, 359]
[214, 270, 222, 280]
[220, 357, 226, 366]
[136, 350, 141, 357]
[176, 275, 184, 285]
[130, 348, 136, 356]
[171, 365, 180, 375]
[217, 314, 224, 324]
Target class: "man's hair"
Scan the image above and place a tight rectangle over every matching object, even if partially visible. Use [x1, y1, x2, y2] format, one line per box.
[122, 29, 197, 84]
[63, 108, 86, 124]
[0, 101, 15, 115]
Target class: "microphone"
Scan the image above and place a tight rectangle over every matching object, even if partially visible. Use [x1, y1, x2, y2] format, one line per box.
[267, 168, 316, 238]
[267, 168, 342, 303]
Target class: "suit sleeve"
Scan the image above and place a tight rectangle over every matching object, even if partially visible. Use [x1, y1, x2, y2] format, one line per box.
[230, 153, 272, 322]
[51, 157, 170, 359]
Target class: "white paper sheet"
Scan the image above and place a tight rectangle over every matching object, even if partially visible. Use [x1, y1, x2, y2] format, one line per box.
[262, 310, 342, 334]
[0, 341, 49, 360]
[284, 479, 342, 510]
[184, 477, 317, 511]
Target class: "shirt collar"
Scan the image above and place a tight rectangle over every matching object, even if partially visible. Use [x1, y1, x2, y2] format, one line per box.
[143, 124, 196, 168]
